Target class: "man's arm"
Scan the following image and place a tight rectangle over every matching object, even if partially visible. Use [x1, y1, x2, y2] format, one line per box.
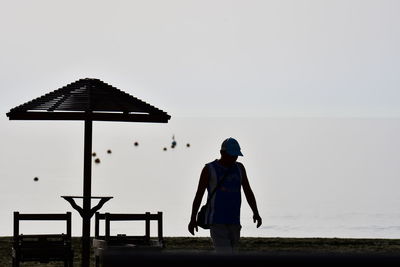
[188, 165, 210, 235]
[239, 163, 262, 228]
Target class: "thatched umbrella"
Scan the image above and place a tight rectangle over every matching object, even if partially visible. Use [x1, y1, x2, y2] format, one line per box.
[6, 78, 170, 267]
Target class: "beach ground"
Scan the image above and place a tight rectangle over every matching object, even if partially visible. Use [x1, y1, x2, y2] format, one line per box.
[1, 236, 400, 266]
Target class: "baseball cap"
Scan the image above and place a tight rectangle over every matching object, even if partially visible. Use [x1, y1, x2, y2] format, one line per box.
[221, 137, 243, 156]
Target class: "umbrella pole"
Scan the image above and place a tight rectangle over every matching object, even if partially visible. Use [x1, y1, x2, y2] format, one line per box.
[82, 119, 93, 267]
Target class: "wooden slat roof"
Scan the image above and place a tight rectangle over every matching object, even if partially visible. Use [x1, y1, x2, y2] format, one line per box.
[6, 78, 171, 123]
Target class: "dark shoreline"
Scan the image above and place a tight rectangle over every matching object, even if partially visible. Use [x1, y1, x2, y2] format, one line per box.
[2, 236, 400, 266]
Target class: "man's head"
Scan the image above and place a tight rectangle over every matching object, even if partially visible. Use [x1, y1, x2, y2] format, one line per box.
[220, 137, 243, 157]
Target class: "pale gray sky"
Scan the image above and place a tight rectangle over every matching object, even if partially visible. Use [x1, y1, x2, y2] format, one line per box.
[1, 0, 400, 117]
[1, 1, 400, 237]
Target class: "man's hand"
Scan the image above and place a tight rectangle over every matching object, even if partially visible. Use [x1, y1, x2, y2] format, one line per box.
[188, 219, 198, 235]
[253, 213, 262, 228]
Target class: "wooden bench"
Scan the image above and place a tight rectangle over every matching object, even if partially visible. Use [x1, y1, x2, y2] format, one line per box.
[93, 212, 164, 267]
[12, 212, 74, 267]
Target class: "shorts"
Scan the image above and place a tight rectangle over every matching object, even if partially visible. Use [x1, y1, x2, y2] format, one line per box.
[209, 224, 242, 253]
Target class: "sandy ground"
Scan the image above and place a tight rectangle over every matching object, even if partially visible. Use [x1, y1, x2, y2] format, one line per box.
[2, 236, 400, 266]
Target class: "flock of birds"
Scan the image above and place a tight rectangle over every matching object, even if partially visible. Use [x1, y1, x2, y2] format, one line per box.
[33, 135, 191, 181]
[91, 135, 190, 164]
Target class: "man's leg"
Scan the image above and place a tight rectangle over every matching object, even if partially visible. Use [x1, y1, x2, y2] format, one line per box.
[227, 224, 242, 252]
[210, 224, 233, 253]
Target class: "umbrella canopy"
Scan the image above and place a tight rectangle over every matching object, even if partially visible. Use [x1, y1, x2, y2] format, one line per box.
[6, 78, 171, 267]
[6, 78, 170, 122]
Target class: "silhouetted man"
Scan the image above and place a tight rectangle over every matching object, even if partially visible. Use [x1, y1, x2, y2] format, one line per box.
[188, 137, 262, 253]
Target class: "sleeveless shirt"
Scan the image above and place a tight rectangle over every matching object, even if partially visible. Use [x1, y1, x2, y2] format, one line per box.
[205, 159, 242, 225]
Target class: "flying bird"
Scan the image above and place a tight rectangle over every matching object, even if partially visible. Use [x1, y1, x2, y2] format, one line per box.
[171, 135, 177, 149]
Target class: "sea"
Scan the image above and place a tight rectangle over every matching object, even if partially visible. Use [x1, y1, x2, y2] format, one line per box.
[1, 117, 400, 239]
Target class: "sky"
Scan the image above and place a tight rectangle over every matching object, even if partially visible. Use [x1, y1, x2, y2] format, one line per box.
[1, 1, 400, 238]
[1, 0, 400, 118]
